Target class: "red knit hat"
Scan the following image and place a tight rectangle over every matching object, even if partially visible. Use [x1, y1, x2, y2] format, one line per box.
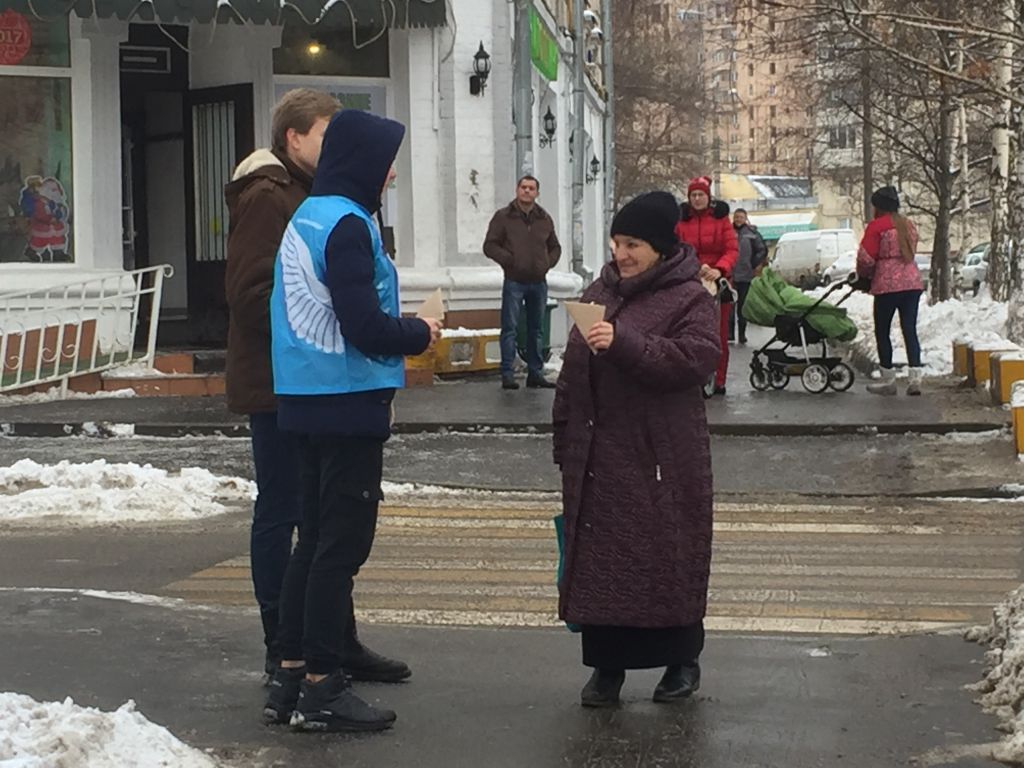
[688, 176, 712, 197]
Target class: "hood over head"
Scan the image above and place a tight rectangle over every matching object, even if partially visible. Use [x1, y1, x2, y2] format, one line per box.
[311, 109, 406, 212]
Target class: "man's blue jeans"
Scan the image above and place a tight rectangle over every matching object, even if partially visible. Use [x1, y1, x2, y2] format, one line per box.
[249, 411, 302, 656]
[500, 279, 546, 378]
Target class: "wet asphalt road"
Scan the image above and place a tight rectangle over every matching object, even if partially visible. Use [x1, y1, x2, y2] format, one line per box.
[0, 430, 1019, 497]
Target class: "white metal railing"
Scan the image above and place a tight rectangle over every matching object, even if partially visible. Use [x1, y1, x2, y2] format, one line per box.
[0, 265, 174, 395]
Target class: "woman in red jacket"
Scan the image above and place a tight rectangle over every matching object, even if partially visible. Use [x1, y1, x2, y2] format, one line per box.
[675, 177, 738, 394]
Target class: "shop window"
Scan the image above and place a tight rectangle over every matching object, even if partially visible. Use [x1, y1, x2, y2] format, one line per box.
[274, 24, 390, 78]
[0, 12, 73, 264]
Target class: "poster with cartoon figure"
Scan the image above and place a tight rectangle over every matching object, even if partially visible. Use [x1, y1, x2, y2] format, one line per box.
[19, 175, 70, 262]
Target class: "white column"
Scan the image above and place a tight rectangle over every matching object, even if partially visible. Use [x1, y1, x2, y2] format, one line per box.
[73, 19, 128, 272]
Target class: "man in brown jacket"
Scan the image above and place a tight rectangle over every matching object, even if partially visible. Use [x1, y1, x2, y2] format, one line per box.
[227, 92, 410, 693]
[483, 175, 562, 389]
[225, 88, 339, 682]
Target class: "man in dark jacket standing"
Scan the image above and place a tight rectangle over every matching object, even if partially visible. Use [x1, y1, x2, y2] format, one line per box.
[224, 88, 339, 680]
[483, 175, 562, 390]
[262, 109, 442, 733]
[731, 208, 767, 345]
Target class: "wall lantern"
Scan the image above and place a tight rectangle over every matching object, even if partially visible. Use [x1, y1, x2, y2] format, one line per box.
[539, 107, 557, 147]
[586, 155, 602, 184]
[470, 42, 491, 96]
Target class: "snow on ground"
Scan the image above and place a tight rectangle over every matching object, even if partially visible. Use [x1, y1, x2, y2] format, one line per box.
[818, 289, 1008, 375]
[100, 363, 168, 379]
[0, 387, 136, 405]
[0, 692, 218, 767]
[967, 587, 1024, 764]
[0, 460, 255, 524]
[440, 327, 500, 339]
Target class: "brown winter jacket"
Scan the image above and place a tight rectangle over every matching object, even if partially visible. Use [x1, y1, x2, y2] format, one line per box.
[224, 149, 312, 415]
[483, 201, 562, 284]
[553, 248, 722, 628]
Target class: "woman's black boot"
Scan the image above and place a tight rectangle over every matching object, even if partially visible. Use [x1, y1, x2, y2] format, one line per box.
[581, 668, 626, 708]
[653, 663, 700, 703]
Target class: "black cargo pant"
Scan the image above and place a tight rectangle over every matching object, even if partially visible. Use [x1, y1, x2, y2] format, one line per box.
[276, 435, 383, 675]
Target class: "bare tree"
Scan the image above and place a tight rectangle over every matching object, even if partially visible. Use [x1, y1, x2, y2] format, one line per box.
[613, 0, 705, 203]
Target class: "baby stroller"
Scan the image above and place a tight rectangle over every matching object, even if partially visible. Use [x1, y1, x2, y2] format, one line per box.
[702, 276, 737, 399]
[742, 268, 860, 394]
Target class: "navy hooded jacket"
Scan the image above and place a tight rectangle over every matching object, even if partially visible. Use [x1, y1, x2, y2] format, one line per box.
[277, 109, 430, 439]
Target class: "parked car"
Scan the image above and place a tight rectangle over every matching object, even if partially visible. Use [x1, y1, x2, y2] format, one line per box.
[822, 251, 856, 285]
[914, 252, 931, 293]
[957, 242, 988, 295]
[770, 229, 858, 289]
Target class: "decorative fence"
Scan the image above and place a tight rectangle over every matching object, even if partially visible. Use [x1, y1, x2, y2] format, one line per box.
[0, 265, 173, 395]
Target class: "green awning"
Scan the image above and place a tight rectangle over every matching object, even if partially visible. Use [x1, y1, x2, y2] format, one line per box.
[747, 211, 818, 241]
[3, 0, 447, 28]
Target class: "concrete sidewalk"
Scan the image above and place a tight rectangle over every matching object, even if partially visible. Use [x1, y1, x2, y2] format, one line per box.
[0, 333, 1008, 437]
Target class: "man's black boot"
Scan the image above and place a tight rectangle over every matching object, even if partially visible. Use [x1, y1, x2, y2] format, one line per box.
[526, 375, 556, 389]
[262, 666, 305, 725]
[343, 640, 412, 683]
[502, 375, 520, 390]
[291, 671, 397, 733]
[580, 669, 625, 708]
[653, 662, 701, 703]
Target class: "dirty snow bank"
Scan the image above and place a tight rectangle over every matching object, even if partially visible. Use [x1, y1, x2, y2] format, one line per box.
[966, 586, 1024, 763]
[0, 460, 255, 524]
[0, 387, 136, 405]
[0, 692, 218, 767]
[824, 292, 1007, 376]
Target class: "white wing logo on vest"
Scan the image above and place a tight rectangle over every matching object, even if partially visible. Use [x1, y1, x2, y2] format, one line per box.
[280, 222, 345, 354]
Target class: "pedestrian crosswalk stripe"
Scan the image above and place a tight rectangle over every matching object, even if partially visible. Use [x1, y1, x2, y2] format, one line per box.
[162, 498, 1023, 635]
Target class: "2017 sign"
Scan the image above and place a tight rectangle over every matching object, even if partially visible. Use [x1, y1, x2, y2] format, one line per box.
[0, 10, 31, 66]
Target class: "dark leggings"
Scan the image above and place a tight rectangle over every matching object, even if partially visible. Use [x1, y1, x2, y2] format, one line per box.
[874, 290, 923, 369]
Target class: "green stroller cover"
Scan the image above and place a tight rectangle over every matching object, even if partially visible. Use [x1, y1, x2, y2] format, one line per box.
[742, 268, 858, 342]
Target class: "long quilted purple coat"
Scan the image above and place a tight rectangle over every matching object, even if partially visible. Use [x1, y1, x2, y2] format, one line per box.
[553, 249, 721, 628]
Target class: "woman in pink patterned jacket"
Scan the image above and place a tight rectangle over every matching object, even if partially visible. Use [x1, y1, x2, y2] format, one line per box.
[856, 186, 924, 396]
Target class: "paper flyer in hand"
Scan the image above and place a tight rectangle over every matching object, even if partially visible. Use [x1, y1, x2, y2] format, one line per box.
[416, 288, 446, 319]
[565, 301, 606, 335]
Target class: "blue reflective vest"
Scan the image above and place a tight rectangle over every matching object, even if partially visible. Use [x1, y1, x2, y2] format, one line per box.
[270, 196, 405, 396]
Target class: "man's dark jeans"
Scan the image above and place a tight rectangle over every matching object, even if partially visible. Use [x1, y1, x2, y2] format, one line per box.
[276, 435, 383, 675]
[249, 411, 302, 657]
[729, 282, 752, 341]
[500, 279, 546, 378]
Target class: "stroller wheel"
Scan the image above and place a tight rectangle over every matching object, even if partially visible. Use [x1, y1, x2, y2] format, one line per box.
[828, 363, 855, 392]
[769, 369, 789, 390]
[750, 369, 770, 391]
[801, 363, 830, 394]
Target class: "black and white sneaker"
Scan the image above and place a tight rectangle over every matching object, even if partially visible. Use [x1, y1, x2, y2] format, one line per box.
[291, 671, 397, 733]
[262, 666, 305, 725]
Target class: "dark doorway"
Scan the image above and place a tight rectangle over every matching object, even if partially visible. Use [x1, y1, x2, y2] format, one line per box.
[183, 84, 255, 345]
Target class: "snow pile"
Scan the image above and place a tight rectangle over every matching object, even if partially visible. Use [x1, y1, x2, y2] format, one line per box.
[0, 460, 255, 524]
[966, 586, 1024, 764]
[828, 291, 1007, 375]
[1013, 382, 1024, 410]
[441, 327, 500, 339]
[0, 692, 218, 767]
[101, 363, 168, 379]
[0, 387, 136, 405]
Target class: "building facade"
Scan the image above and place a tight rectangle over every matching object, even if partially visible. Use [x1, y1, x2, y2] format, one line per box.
[0, 0, 608, 345]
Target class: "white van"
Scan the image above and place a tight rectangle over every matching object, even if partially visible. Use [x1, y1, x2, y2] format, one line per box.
[770, 229, 859, 288]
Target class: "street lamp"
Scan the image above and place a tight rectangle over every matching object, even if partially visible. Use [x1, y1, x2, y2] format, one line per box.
[539, 107, 556, 147]
[586, 154, 602, 184]
[470, 42, 491, 96]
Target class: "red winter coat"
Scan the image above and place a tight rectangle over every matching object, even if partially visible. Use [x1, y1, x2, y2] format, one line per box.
[552, 249, 721, 628]
[856, 214, 923, 296]
[675, 201, 738, 278]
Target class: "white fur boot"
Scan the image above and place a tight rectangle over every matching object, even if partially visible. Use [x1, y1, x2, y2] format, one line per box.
[866, 367, 897, 396]
[906, 367, 923, 396]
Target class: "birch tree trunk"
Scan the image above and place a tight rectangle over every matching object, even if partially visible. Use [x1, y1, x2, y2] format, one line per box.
[1007, 106, 1024, 343]
[932, 73, 955, 303]
[988, 0, 1016, 301]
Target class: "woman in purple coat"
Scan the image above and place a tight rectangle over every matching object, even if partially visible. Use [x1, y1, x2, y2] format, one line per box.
[553, 191, 722, 708]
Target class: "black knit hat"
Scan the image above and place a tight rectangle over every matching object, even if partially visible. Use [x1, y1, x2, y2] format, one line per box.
[609, 191, 680, 257]
[871, 186, 900, 213]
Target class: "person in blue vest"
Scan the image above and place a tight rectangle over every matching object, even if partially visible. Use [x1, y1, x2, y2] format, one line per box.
[262, 109, 442, 733]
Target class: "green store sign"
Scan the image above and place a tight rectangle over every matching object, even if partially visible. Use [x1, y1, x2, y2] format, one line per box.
[530, 7, 558, 81]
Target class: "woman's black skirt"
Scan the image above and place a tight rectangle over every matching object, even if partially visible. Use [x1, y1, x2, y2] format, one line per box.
[581, 621, 705, 670]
